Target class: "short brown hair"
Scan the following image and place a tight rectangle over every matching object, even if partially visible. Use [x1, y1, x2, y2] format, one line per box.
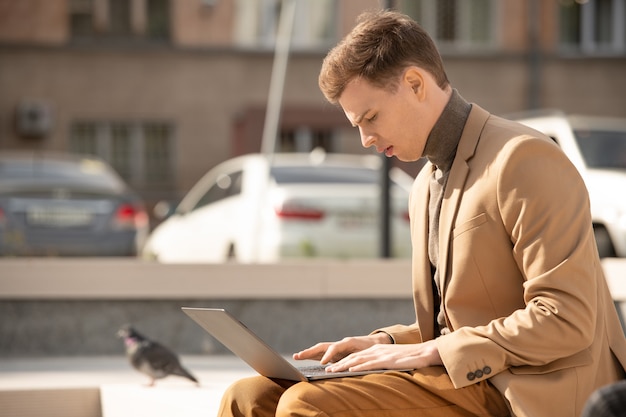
[319, 10, 449, 104]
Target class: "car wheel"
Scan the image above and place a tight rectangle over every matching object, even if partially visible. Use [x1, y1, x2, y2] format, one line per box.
[594, 225, 616, 258]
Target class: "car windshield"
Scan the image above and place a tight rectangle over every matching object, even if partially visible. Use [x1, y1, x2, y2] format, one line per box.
[0, 157, 125, 191]
[574, 129, 626, 170]
[271, 166, 382, 184]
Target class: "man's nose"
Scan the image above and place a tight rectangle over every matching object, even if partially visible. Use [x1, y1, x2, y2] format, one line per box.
[360, 128, 375, 148]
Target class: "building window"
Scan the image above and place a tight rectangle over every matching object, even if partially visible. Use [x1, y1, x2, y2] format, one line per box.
[69, 121, 175, 190]
[234, 0, 335, 50]
[559, 0, 626, 54]
[144, 123, 173, 183]
[69, 122, 98, 154]
[147, 0, 170, 39]
[70, 0, 96, 38]
[69, 0, 170, 42]
[399, 0, 496, 51]
[110, 123, 133, 179]
[108, 0, 132, 38]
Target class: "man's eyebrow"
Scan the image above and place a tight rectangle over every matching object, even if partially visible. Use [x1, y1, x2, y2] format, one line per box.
[353, 109, 370, 125]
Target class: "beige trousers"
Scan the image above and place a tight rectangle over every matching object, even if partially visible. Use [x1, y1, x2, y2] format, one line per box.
[218, 366, 510, 417]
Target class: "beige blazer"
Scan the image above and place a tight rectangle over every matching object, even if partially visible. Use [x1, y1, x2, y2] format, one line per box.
[380, 105, 626, 417]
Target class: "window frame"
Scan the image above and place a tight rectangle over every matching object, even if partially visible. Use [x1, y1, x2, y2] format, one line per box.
[399, 0, 498, 53]
[69, 120, 176, 190]
[559, 0, 626, 55]
[69, 0, 171, 43]
[233, 0, 336, 51]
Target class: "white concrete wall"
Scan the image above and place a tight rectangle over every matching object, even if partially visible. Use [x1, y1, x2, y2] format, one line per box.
[0, 259, 413, 299]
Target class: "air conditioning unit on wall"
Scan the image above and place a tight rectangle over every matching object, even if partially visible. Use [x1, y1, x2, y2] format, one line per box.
[15, 99, 53, 138]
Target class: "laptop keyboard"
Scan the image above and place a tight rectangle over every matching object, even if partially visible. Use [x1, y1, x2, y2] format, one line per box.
[298, 364, 329, 376]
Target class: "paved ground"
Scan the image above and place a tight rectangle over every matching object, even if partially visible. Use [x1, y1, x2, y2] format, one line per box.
[0, 355, 257, 417]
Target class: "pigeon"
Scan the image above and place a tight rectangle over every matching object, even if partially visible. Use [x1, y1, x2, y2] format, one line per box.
[117, 324, 199, 387]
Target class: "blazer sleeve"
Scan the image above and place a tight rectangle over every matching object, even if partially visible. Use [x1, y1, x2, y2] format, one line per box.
[372, 165, 431, 345]
[372, 324, 423, 344]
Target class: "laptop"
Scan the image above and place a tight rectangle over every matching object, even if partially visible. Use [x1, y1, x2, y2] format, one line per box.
[182, 307, 409, 382]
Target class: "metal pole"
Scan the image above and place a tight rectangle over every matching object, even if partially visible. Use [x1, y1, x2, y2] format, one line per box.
[254, 0, 296, 262]
[379, 0, 395, 258]
[260, 0, 296, 156]
[379, 150, 392, 258]
[528, 0, 541, 109]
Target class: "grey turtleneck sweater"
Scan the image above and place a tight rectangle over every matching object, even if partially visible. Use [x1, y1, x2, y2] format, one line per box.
[421, 89, 472, 336]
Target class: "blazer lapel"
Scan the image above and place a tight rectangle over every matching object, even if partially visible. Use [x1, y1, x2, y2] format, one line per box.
[438, 105, 490, 296]
[411, 163, 436, 341]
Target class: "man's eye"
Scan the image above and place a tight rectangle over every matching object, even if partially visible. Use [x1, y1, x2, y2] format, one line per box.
[367, 114, 377, 122]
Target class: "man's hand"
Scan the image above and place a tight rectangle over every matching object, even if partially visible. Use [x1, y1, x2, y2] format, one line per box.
[293, 334, 442, 373]
[293, 333, 392, 364]
[325, 339, 442, 372]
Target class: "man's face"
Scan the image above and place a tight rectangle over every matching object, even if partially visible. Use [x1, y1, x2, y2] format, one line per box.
[338, 73, 432, 162]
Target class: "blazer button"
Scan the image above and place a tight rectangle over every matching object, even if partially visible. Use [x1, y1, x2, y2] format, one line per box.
[483, 366, 492, 375]
[466, 372, 476, 381]
[474, 369, 483, 378]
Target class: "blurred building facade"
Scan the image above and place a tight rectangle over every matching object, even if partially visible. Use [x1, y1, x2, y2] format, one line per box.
[1, 0, 625, 210]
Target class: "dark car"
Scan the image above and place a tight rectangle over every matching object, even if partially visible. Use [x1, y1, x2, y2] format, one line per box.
[0, 151, 148, 256]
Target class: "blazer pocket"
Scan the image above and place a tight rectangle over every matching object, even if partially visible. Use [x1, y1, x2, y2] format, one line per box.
[509, 348, 593, 375]
[453, 213, 488, 238]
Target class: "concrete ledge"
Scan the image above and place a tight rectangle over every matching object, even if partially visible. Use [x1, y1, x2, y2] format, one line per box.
[0, 258, 412, 299]
[0, 387, 102, 417]
[2, 258, 626, 357]
[1, 257, 625, 300]
[0, 259, 416, 357]
[0, 355, 254, 417]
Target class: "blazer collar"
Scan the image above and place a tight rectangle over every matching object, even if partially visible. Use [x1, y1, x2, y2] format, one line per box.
[422, 89, 471, 173]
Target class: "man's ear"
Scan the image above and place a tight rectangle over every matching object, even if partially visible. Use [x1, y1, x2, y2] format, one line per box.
[404, 67, 426, 99]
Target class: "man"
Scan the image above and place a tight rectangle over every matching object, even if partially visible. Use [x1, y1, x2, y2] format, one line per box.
[218, 10, 626, 417]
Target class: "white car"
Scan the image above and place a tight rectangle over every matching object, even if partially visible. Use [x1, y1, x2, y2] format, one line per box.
[512, 111, 626, 258]
[142, 151, 414, 263]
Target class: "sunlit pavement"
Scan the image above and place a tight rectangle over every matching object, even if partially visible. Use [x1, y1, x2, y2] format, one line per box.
[0, 355, 256, 417]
